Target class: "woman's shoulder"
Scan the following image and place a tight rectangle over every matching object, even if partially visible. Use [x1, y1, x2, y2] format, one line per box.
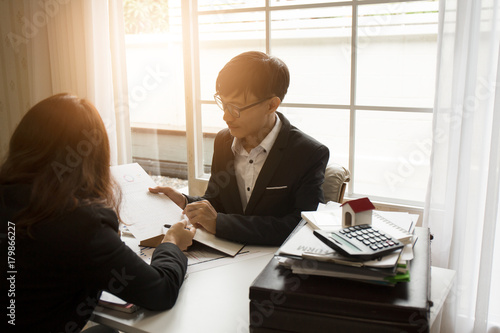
[27, 204, 120, 245]
[1, 184, 119, 230]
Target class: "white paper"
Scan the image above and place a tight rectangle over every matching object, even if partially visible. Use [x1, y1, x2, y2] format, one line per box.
[111, 163, 184, 241]
[374, 211, 414, 232]
[192, 228, 244, 257]
[186, 245, 275, 273]
[122, 233, 274, 273]
[372, 211, 414, 244]
[301, 201, 342, 230]
[113, 163, 245, 256]
[100, 291, 128, 305]
[278, 223, 400, 268]
[278, 223, 336, 257]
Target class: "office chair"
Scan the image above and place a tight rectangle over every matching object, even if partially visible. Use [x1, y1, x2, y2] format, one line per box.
[322, 163, 350, 203]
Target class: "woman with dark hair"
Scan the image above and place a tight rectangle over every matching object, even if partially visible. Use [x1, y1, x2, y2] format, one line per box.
[0, 93, 195, 332]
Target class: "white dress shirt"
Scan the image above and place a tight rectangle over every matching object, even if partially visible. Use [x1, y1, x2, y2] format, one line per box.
[231, 115, 282, 211]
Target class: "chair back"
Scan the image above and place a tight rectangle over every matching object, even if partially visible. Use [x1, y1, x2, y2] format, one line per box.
[322, 163, 350, 203]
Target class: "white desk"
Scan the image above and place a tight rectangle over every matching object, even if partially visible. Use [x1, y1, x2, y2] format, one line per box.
[92, 249, 276, 333]
[92, 254, 455, 333]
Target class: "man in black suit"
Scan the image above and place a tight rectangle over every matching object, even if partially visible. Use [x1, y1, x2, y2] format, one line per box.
[150, 51, 329, 246]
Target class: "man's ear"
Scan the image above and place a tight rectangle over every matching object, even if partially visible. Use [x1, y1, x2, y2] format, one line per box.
[267, 96, 281, 113]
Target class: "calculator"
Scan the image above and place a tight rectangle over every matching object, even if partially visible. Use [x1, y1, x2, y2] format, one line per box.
[313, 224, 404, 261]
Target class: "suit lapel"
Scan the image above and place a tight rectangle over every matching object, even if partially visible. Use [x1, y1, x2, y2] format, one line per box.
[244, 112, 290, 214]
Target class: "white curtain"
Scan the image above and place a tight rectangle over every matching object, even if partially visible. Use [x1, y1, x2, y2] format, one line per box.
[424, 0, 500, 332]
[0, 0, 131, 165]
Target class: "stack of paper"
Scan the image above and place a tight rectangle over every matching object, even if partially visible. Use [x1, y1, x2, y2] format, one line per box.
[301, 201, 343, 230]
[278, 206, 419, 286]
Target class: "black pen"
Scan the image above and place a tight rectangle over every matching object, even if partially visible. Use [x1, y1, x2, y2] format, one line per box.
[164, 223, 191, 230]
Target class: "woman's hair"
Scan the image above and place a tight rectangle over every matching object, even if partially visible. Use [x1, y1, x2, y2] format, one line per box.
[215, 51, 290, 101]
[0, 93, 120, 235]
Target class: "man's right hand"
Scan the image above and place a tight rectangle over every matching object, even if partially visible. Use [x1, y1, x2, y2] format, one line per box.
[149, 186, 187, 209]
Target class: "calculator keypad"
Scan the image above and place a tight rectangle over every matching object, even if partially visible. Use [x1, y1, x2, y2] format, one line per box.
[313, 224, 405, 261]
[338, 225, 400, 252]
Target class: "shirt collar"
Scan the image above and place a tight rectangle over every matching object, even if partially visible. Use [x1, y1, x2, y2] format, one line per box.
[231, 114, 282, 155]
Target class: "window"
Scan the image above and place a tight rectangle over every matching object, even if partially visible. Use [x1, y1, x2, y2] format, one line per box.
[124, 0, 184, 127]
[125, 0, 439, 207]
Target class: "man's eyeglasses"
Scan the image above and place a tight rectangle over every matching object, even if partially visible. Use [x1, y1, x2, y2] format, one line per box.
[214, 94, 274, 118]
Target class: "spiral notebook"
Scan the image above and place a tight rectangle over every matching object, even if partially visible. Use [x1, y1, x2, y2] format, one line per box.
[372, 211, 414, 244]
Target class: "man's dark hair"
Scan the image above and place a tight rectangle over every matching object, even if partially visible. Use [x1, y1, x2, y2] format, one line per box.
[215, 51, 290, 101]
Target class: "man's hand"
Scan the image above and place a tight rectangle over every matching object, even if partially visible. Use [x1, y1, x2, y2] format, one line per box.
[149, 186, 187, 209]
[183, 200, 217, 234]
[162, 220, 196, 251]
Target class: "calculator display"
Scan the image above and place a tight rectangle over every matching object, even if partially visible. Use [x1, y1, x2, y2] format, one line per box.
[329, 232, 361, 252]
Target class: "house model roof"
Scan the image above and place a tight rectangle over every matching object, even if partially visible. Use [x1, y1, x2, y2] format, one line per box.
[341, 197, 375, 213]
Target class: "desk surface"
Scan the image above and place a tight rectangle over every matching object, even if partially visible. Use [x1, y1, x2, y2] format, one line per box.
[93, 249, 455, 333]
[92, 249, 276, 333]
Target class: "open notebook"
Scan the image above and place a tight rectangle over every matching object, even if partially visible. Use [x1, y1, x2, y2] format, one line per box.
[372, 211, 415, 244]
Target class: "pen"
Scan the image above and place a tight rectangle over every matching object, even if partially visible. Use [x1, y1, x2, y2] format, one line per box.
[164, 223, 191, 230]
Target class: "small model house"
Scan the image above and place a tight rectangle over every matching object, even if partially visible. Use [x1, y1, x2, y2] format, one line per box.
[341, 197, 375, 228]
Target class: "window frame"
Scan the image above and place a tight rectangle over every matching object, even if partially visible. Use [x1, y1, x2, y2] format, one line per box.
[181, 0, 435, 206]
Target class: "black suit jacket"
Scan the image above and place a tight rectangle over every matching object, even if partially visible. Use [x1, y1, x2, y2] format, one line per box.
[186, 112, 329, 246]
[0, 184, 187, 332]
